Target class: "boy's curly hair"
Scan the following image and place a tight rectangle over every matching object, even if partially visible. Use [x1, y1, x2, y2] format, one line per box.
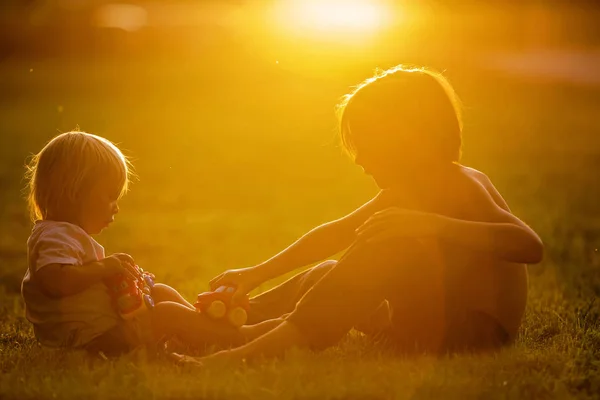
[336, 65, 463, 164]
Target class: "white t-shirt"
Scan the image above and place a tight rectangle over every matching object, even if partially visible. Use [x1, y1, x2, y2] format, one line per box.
[21, 221, 119, 348]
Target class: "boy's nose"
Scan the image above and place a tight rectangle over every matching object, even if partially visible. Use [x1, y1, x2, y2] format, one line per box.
[113, 204, 119, 214]
[354, 157, 367, 174]
[356, 162, 370, 176]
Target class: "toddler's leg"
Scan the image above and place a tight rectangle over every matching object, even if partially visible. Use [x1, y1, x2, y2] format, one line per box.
[84, 323, 138, 357]
[152, 283, 195, 309]
[151, 301, 244, 348]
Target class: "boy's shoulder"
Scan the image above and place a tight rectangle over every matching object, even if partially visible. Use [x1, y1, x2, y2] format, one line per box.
[459, 165, 490, 184]
[456, 164, 511, 213]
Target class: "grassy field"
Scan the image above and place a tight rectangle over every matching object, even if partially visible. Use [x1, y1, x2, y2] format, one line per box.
[1, 52, 600, 400]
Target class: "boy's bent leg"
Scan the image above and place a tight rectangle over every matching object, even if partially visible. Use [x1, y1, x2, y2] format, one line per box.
[151, 283, 195, 309]
[286, 238, 439, 350]
[151, 301, 244, 348]
[376, 241, 450, 354]
[442, 310, 510, 354]
[173, 320, 307, 365]
[175, 238, 436, 364]
[247, 260, 337, 324]
[354, 300, 392, 336]
[240, 317, 286, 341]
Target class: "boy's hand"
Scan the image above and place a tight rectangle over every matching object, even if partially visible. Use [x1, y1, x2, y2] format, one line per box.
[209, 267, 264, 303]
[102, 253, 140, 280]
[356, 207, 443, 243]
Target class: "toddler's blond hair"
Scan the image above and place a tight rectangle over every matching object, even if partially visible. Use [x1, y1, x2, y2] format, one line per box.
[26, 131, 131, 221]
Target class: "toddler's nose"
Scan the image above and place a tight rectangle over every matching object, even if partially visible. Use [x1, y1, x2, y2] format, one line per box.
[113, 203, 119, 214]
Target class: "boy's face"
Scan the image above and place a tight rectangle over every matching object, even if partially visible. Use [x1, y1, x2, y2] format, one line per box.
[354, 140, 408, 189]
[352, 125, 436, 189]
[78, 181, 121, 235]
[355, 155, 396, 189]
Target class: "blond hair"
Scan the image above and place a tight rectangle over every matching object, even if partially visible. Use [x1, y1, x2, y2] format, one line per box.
[25, 131, 132, 221]
[336, 65, 463, 164]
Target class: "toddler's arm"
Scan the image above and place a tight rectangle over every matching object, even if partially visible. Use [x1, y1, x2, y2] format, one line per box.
[35, 254, 139, 298]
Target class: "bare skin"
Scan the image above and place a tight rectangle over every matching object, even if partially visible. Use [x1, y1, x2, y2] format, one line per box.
[174, 164, 542, 366]
[152, 283, 195, 310]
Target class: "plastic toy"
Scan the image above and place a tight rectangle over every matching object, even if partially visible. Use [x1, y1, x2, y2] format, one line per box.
[105, 266, 155, 319]
[194, 286, 249, 328]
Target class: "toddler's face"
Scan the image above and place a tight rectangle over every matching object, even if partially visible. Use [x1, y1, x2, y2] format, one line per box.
[78, 181, 120, 234]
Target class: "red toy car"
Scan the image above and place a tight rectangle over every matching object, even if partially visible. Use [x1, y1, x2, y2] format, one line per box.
[195, 286, 249, 328]
[105, 266, 155, 320]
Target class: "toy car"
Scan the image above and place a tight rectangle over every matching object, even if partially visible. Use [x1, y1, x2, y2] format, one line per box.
[105, 266, 155, 320]
[194, 286, 249, 328]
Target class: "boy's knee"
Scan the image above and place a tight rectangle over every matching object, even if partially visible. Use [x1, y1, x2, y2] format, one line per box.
[341, 237, 437, 288]
[310, 260, 336, 278]
[349, 237, 425, 266]
[297, 260, 337, 292]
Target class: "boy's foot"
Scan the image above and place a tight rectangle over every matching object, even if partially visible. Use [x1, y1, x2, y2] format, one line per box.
[169, 350, 234, 367]
[163, 337, 189, 354]
[169, 352, 203, 366]
[354, 300, 392, 336]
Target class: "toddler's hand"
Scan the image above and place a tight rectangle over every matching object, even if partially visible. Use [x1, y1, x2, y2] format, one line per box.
[102, 253, 140, 280]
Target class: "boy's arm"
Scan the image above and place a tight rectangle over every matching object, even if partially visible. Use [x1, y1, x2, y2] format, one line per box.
[255, 190, 394, 281]
[210, 190, 400, 294]
[433, 170, 542, 263]
[360, 182, 543, 264]
[435, 211, 544, 264]
[34, 254, 138, 298]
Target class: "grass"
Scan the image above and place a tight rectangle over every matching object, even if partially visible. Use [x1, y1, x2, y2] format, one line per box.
[1, 51, 600, 399]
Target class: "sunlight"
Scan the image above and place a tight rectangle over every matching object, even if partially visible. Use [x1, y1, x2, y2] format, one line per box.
[273, 0, 396, 38]
[93, 3, 148, 32]
[300, 1, 386, 31]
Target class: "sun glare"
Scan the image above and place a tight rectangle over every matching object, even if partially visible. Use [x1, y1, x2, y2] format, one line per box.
[274, 0, 395, 37]
[303, 1, 385, 31]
